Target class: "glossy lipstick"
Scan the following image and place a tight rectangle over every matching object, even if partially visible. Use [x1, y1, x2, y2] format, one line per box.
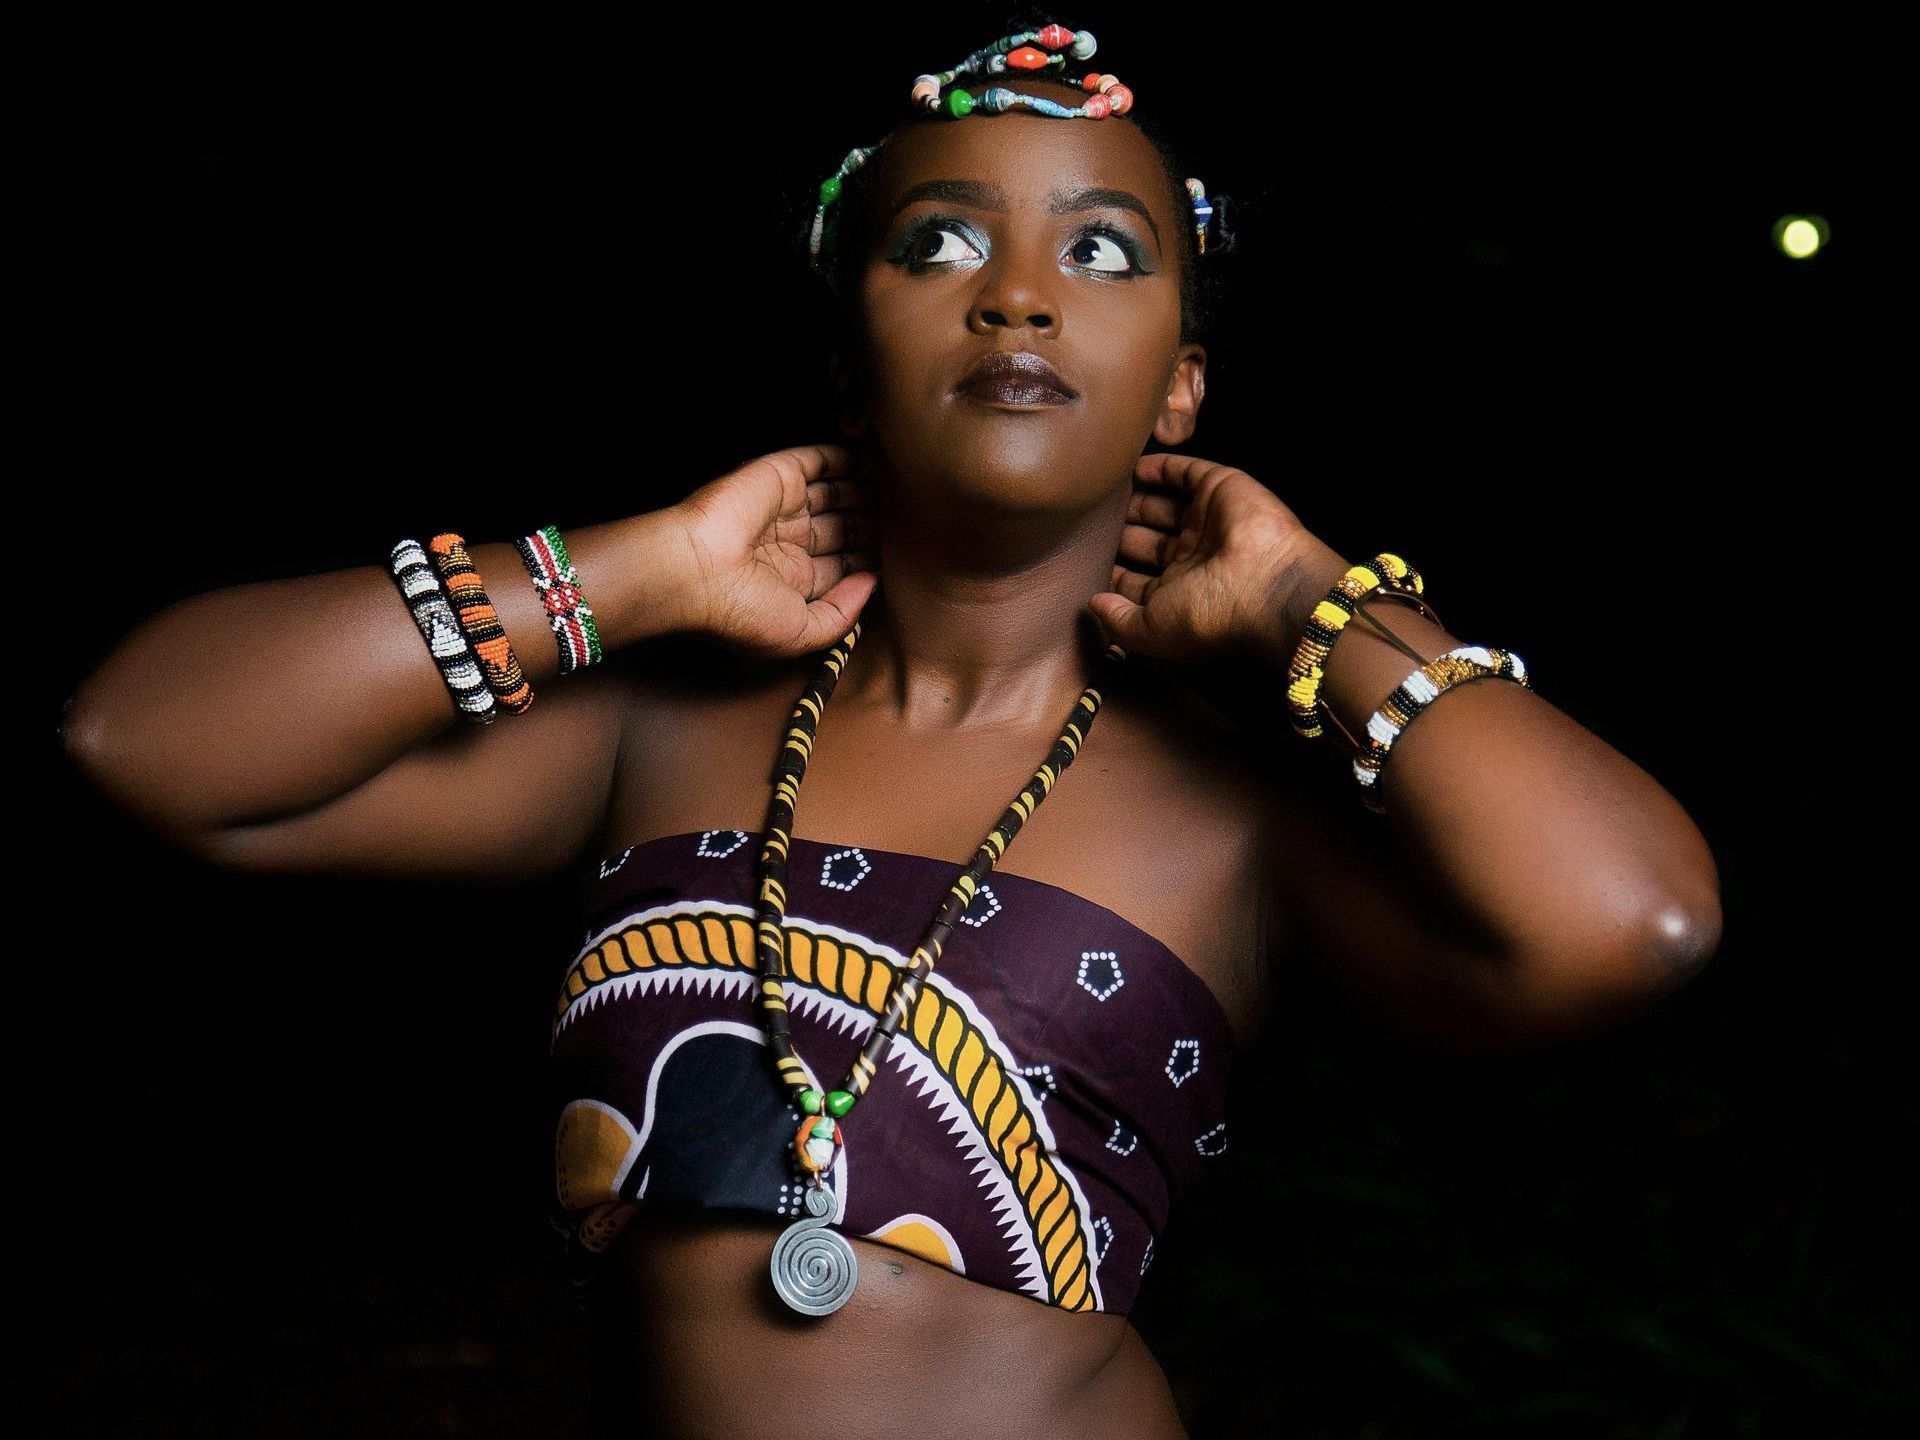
[954, 351, 1076, 407]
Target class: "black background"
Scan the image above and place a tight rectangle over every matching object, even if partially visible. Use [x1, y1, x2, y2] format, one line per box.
[36, 4, 1907, 1436]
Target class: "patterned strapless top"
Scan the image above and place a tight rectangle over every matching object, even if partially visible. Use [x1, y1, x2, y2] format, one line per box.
[546, 827, 1236, 1317]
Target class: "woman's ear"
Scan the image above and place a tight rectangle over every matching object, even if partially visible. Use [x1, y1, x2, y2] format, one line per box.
[1152, 344, 1208, 447]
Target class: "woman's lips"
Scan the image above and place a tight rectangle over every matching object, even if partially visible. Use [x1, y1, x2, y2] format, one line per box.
[954, 350, 1076, 407]
[959, 377, 1074, 407]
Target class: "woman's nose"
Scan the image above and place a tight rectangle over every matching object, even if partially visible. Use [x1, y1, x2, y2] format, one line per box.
[967, 248, 1060, 335]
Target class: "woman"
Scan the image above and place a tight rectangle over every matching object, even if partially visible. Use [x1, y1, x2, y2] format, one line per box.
[60, 20, 1723, 1437]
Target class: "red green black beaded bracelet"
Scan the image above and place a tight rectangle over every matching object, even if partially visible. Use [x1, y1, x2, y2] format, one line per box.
[515, 524, 602, 674]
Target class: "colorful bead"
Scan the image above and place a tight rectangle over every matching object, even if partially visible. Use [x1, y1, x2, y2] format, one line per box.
[825, 1089, 855, 1117]
[1008, 45, 1048, 70]
[798, 1086, 823, 1114]
[1038, 23, 1074, 49]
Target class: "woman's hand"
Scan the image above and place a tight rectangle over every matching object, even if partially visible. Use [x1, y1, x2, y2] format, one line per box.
[1087, 452, 1349, 664]
[672, 443, 880, 659]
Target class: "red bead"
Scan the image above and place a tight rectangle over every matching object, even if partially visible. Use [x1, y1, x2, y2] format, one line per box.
[1085, 93, 1111, 119]
[1007, 45, 1048, 70]
[1106, 83, 1133, 114]
[1082, 72, 1102, 92]
[1038, 24, 1073, 50]
[544, 581, 581, 614]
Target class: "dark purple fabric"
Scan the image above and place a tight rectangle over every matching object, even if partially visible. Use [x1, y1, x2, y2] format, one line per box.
[546, 828, 1235, 1317]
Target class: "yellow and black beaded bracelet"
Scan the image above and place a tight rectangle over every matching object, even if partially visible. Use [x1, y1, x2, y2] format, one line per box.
[1285, 553, 1426, 741]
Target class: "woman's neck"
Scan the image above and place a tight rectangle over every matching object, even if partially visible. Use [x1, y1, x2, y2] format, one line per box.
[835, 513, 1119, 733]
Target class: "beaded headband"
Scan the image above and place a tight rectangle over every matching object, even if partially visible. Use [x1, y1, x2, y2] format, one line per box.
[808, 22, 1216, 275]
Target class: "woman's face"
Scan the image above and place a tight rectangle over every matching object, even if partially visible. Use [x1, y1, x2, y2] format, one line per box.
[843, 78, 1206, 522]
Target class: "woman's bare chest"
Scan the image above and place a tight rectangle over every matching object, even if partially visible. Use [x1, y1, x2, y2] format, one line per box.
[602, 666, 1273, 1051]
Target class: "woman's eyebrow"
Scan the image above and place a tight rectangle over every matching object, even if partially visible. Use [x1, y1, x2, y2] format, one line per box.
[888, 178, 1162, 254]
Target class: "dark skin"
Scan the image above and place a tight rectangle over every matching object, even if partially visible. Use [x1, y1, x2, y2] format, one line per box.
[63, 72, 1722, 1440]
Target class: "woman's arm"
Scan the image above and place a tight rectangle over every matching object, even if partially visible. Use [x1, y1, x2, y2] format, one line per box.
[59, 508, 708, 877]
[1255, 542, 1724, 1054]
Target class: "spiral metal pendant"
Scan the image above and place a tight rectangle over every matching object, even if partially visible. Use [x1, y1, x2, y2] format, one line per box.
[769, 1182, 858, 1315]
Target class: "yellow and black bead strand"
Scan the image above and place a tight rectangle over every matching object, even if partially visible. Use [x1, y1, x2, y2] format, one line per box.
[752, 620, 1127, 1168]
[752, 619, 1126, 1314]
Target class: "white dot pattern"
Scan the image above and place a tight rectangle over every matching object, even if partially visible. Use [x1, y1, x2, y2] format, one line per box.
[959, 883, 1003, 927]
[1194, 1120, 1228, 1158]
[1015, 1062, 1058, 1105]
[820, 847, 873, 891]
[696, 828, 751, 859]
[1164, 1038, 1201, 1087]
[1076, 950, 1124, 1001]
[1105, 1119, 1139, 1157]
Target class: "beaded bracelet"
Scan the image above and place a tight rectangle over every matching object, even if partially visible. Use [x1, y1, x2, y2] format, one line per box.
[1351, 645, 1532, 813]
[1286, 553, 1426, 741]
[427, 533, 535, 715]
[388, 538, 498, 723]
[515, 524, 603, 674]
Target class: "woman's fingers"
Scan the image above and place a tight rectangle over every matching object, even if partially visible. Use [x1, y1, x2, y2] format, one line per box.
[1108, 563, 1153, 605]
[1116, 522, 1171, 570]
[1135, 451, 1226, 493]
[806, 506, 876, 557]
[806, 474, 869, 515]
[808, 548, 878, 597]
[1125, 486, 1187, 531]
[798, 568, 882, 649]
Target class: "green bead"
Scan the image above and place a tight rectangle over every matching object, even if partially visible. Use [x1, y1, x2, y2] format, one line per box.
[798, 1087, 824, 1115]
[818, 176, 841, 205]
[825, 1089, 856, 1117]
[946, 89, 974, 118]
[808, 1117, 836, 1140]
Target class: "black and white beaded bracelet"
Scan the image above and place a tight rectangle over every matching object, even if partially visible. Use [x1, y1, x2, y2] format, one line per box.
[388, 537, 498, 723]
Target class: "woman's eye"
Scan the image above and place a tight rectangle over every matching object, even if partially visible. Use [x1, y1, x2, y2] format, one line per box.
[1068, 229, 1138, 275]
[898, 224, 983, 269]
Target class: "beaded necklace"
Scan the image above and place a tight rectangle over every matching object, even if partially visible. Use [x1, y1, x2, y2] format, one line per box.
[754, 617, 1127, 1315]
